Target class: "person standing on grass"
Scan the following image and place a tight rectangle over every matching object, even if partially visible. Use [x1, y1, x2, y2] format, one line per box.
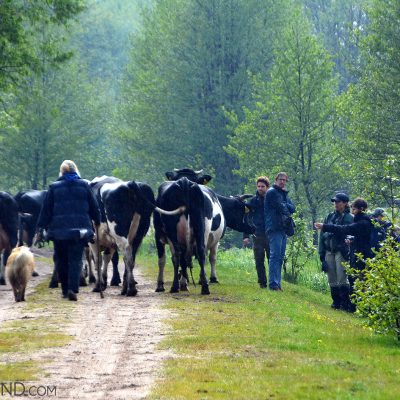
[315, 198, 374, 312]
[264, 172, 295, 291]
[37, 160, 100, 301]
[243, 176, 270, 289]
[318, 193, 353, 310]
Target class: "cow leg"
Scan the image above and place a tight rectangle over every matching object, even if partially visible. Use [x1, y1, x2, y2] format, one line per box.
[197, 245, 209, 295]
[209, 244, 219, 283]
[0, 260, 5, 285]
[0, 248, 12, 285]
[170, 249, 181, 293]
[179, 253, 189, 291]
[89, 243, 105, 293]
[110, 250, 121, 286]
[155, 235, 166, 292]
[123, 245, 138, 297]
[85, 249, 96, 284]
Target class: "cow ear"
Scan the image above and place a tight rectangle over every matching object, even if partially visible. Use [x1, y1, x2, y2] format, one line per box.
[200, 175, 212, 185]
[165, 171, 175, 181]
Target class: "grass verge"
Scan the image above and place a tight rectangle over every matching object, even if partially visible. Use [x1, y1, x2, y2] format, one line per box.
[138, 246, 400, 400]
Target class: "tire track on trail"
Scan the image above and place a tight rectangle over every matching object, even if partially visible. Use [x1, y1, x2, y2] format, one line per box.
[1, 250, 174, 400]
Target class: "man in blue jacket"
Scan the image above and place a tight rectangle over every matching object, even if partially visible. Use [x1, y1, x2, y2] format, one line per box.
[243, 176, 270, 288]
[264, 172, 295, 291]
[37, 160, 100, 301]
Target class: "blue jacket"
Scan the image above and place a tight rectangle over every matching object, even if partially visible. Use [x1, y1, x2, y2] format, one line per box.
[264, 185, 295, 234]
[37, 173, 101, 241]
[244, 192, 266, 237]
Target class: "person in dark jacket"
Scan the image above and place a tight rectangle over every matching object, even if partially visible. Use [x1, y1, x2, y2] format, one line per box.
[315, 198, 373, 312]
[243, 176, 270, 288]
[264, 172, 295, 291]
[37, 160, 101, 301]
[369, 208, 399, 250]
[318, 193, 353, 310]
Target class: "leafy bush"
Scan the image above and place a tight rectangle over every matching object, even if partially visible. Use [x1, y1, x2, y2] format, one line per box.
[283, 210, 315, 283]
[352, 236, 400, 340]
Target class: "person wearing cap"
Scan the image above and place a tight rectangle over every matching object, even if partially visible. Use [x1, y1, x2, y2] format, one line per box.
[264, 172, 295, 291]
[243, 176, 270, 289]
[315, 198, 374, 312]
[317, 193, 353, 310]
[37, 160, 101, 301]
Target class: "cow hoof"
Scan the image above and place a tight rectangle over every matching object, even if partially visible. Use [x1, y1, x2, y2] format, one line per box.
[79, 278, 88, 287]
[49, 281, 58, 288]
[32, 270, 39, 277]
[209, 277, 219, 284]
[170, 287, 179, 293]
[201, 286, 210, 295]
[180, 285, 189, 291]
[0, 278, 6, 285]
[92, 286, 102, 293]
[110, 278, 121, 286]
[120, 288, 127, 295]
[89, 276, 96, 284]
[126, 288, 138, 297]
[155, 287, 165, 293]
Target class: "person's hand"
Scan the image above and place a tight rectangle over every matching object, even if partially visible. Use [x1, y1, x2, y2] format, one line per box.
[314, 222, 323, 230]
[243, 238, 250, 247]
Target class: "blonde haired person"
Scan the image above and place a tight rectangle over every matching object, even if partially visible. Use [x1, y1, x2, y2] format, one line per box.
[37, 160, 100, 301]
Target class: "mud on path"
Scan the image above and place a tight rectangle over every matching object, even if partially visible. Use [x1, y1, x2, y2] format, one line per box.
[0, 248, 173, 400]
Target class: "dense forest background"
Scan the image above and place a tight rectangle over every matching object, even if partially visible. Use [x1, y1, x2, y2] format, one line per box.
[0, 0, 399, 225]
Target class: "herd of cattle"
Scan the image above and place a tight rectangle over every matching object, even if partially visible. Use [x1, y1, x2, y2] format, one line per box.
[0, 168, 255, 297]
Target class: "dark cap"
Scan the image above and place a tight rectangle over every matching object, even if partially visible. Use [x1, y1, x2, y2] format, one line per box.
[331, 192, 349, 203]
[371, 207, 385, 217]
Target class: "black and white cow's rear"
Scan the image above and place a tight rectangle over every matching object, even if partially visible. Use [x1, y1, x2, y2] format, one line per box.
[154, 177, 227, 295]
[0, 192, 19, 285]
[90, 176, 183, 296]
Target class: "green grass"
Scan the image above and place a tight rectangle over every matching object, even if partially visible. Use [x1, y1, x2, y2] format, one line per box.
[0, 278, 74, 381]
[138, 245, 400, 400]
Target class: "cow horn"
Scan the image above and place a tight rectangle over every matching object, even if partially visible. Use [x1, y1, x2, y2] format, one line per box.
[173, 168, 180, 172]
[194, 169, 203, 174]
[155, 206, 186, 215]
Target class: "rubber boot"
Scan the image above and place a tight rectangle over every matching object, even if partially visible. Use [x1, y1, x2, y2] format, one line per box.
[330, 286, 341, 309]
[339, 285, 355, 313]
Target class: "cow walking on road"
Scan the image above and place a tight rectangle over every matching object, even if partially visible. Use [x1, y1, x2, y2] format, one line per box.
[0, 192, 23, 285]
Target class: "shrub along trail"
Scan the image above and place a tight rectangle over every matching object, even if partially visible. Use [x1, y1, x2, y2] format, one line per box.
[0, 248, 173, 400]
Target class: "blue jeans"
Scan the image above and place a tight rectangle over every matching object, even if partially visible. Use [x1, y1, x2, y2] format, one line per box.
[267, 231, 287, 289]
[54, 240, 85, 295]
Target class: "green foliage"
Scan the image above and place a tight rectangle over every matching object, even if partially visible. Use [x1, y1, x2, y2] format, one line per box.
[301, 0, 367, 91]
[227, 8, 343, 222]
[0, 0, 84, 91]
[337, 0, 400, 198]
[120, 0, 291, 193]
[283, 210, 316, 283]
[352, 236, 400, 340]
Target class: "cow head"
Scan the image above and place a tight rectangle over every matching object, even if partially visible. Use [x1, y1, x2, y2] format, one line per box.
[217, 194, 255, 235]
[165, 168, 212, 185]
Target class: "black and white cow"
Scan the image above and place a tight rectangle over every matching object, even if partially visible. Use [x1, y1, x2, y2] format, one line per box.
[14, 189, 47, 248]
[154, 177, 220, 294]
[0, 192, 19, 285]
[155, 170, 255, 294]
[89, 176, 184, 296]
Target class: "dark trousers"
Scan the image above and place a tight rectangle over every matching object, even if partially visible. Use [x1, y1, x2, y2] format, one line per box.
[253, 235, 270, 286]
[53, 240, 85, 295]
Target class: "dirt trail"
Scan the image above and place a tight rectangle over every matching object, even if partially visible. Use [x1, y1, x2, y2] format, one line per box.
[0, 249, 173, 400]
